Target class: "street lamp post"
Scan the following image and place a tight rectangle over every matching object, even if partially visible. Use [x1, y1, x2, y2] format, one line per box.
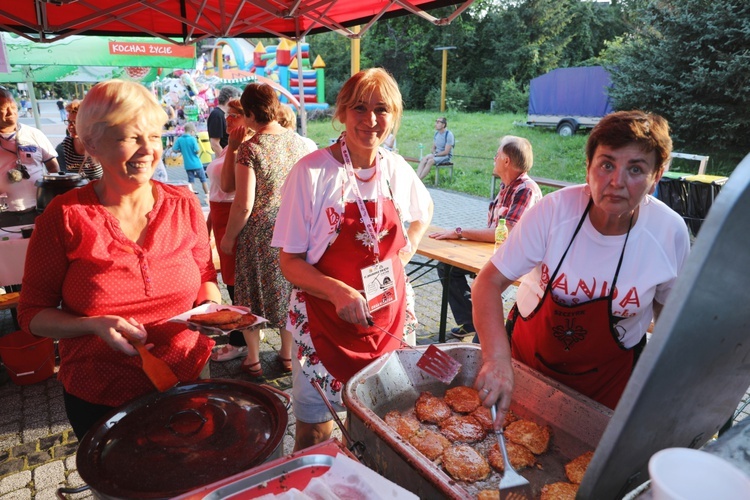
[434, 46, 456, 112]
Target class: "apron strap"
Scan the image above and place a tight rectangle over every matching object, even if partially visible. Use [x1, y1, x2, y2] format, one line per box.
[610, 211, 635, 292]
[547, 199, 593, 289]
[547, 198, 635, 296]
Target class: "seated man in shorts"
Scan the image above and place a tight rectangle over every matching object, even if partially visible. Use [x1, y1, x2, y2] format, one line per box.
[417, 117, 455, 180]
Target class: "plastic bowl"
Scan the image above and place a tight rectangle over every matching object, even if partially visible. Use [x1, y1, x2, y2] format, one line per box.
[648, 447, 750, 500]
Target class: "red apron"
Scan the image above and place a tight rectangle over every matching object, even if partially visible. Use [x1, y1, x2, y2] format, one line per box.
[508, 201, 636, 409]
[304, 196, 407, 382]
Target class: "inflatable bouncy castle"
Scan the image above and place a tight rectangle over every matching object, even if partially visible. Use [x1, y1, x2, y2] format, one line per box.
[205, 38, 328, 111]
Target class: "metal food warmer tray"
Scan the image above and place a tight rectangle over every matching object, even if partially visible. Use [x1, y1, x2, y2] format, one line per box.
[346, 154, 750, 499]
[344, 344, 613, 499]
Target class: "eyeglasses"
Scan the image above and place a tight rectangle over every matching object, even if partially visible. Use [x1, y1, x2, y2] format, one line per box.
[64, 120, 76, 126]
[226, 113, 242, 119]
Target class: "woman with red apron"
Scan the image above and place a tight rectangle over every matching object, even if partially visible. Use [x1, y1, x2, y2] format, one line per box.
[273, 69, 433, 452]
[470, 111, 690, 426]
[507, 201, 640, 409]
[304, 149, 408, 383]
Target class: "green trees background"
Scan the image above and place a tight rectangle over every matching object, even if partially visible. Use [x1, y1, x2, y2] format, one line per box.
[307, 0, 748, 165]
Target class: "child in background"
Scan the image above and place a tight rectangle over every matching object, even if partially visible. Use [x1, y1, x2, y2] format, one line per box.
[172, 122, 209, 195]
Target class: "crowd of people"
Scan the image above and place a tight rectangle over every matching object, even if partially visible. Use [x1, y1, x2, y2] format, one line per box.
[3, 71, 690, 453]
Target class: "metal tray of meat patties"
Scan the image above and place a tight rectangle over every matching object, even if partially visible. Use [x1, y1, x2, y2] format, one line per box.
[343, 344, 613, 499]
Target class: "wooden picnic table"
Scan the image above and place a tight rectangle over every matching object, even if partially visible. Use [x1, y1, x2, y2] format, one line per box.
[413, 225, 495, 342]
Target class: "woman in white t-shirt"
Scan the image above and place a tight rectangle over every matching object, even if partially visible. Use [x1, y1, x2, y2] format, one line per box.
[272, 68, 433, 452]
[472, 111, 690, 421]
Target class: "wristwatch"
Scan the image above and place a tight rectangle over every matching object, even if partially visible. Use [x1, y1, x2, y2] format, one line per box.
[455, 227, 463, 237]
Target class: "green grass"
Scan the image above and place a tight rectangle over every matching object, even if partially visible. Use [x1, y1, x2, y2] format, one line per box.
[306, 111, 589, 199]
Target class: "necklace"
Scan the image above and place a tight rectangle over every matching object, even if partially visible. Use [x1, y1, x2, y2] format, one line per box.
[353, 169, 376, 182]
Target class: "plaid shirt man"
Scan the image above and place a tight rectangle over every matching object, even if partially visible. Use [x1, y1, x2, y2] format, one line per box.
[488, 173, 543, 230]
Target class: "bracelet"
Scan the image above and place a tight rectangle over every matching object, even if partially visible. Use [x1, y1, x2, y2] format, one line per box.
[197, 299, 219, 306]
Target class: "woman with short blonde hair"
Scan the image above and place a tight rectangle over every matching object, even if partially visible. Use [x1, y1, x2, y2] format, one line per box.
[18, 79, 220, 439]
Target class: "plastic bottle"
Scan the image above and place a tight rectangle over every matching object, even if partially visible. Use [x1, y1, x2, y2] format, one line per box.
[418, 143, 424, 159]
[494, 218, 508, 253]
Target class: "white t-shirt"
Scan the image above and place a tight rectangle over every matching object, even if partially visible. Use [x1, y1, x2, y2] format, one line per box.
[0, 124, 57, 211]
[297, 134, 318, 153]
[205, 149, 235, 203]
[272, 147, 432, 265]
[493, 185, 690, 348]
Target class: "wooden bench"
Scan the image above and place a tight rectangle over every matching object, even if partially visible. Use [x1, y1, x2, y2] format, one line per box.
[402, 156, 453, 185]
[0, 291, 21, 330]
[435, 162, 454, 185]
[0, 292, 20, 312]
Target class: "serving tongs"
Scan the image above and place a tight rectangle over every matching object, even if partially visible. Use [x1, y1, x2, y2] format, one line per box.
[124, 333, 179, 392]
[311, 378, 366, 460]
[491, 404, 532, 499]
[367, 318, 461, 384]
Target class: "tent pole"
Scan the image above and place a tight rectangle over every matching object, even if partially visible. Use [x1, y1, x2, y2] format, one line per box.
[295, 38, 307, 137]
[295, 20, 308, 137]
[22, 67, 42, 130]
[351, 26, 361, 76]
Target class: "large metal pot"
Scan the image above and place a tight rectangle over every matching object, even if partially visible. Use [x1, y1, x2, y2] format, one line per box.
[35, 172, 89, 212]
[65, 379, 290, 499]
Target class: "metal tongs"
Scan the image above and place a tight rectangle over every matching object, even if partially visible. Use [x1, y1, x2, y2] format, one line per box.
[367, 318, 461, 384]
[310, 378, 366, 460]
[491, 404, 532, 499]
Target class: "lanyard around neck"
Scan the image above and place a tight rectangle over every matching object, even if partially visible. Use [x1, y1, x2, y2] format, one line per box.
[0, 130, 19, 160]
[339, 132, 383, 260]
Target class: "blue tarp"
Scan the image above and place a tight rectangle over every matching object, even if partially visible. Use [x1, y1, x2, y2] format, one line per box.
[528, 66, 614, 117]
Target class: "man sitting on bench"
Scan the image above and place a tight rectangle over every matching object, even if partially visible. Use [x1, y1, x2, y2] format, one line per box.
[417, 117, 455, 180]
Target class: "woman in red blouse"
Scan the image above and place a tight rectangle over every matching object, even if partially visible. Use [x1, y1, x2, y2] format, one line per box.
[17, 80, 222, 439]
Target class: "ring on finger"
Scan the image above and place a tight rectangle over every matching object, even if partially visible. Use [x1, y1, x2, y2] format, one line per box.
[482, 388, 490, 394]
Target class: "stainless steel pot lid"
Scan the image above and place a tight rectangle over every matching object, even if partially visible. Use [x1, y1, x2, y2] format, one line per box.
[41, 172, 85, 182]
[76, 379, 288, 499]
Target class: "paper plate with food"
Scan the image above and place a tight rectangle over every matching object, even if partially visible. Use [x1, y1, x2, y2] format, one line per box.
[168, 304, 266, 334]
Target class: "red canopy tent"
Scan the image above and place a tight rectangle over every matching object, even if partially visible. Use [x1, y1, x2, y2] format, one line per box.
[0, 0, 473, 44]
[1, 0, 473, 133]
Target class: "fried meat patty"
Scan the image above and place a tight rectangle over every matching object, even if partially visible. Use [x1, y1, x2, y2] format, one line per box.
[471, 405, 493, 431]
[487, 441, 536, 472]
[219, 313, 258, 330]
[505, 419, 551, 455]
[384, 410, 421, 440]
[444, 385, 481, 413]
[441, 444, 491, 483]
[565, 450, 594, 484]
[477, 491, 499, 500]
[470, 407, 518, 431]
[414, 392, 452, 424]
[540, 482, 579, 500]
[188, 309, 244, 326]
[409, 429, 451, 460]
[438, 414, 486, 443]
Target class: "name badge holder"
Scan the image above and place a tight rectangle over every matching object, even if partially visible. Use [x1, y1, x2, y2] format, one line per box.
[340, 134, 397, 313]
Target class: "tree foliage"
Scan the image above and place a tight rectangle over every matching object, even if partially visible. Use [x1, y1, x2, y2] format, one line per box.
[301, 0, 746, 167]
[603, 0, 750, 159]
[308, 0, 630, 112]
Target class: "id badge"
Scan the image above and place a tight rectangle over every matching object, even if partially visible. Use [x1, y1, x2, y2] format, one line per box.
[361, 258, 397, 313]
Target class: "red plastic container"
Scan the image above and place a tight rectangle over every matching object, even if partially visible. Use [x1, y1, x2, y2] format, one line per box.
[0, 331, 55, 385]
